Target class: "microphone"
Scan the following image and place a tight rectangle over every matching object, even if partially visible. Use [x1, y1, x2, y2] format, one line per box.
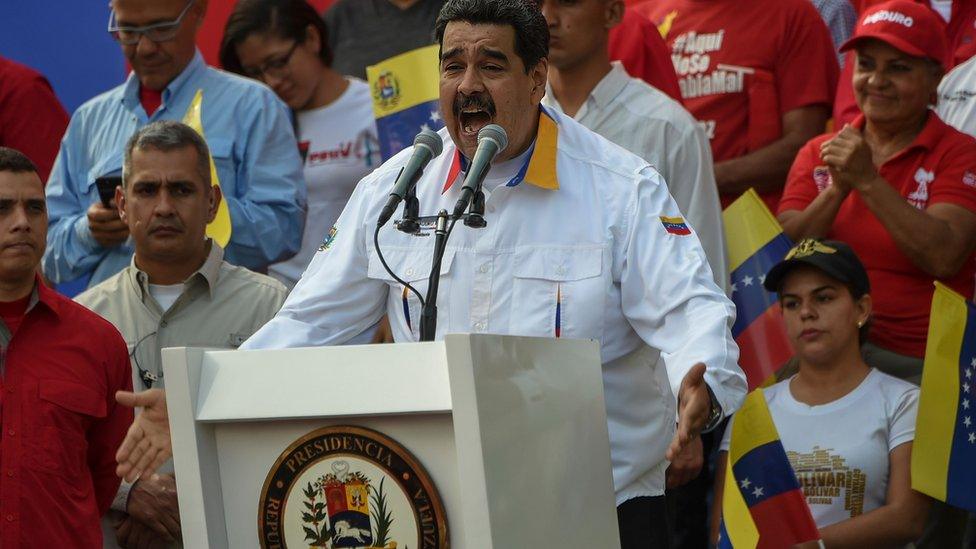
[451, 124, 508, 219]
[377, 129, 444, 227]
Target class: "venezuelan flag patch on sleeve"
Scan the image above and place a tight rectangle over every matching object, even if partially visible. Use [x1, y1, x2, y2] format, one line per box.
[660, 216, 691, 235]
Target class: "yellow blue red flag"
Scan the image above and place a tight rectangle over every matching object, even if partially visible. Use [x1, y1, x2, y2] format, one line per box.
[912, 283, 976, 512]
[366, 44, 443, 160]
[183, 89, 232, 246]
[719, 389, 820, 548]
[723, 189, 794, 389]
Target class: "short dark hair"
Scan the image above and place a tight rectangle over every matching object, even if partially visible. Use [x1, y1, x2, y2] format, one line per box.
[0, 148, 38, 176]
[220, 0, 333, 75]
[435, 0, 549, 74]
[123, 121, 211, 187]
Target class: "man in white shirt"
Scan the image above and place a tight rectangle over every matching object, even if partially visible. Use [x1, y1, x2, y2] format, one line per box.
[537, 1, 726, 543]
[243, 1, 746, 546]
[539, 0, 726, 292]
[938, 54, 976, 138]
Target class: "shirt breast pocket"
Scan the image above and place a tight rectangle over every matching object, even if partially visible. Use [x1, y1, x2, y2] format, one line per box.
[29, 380, 107, 480]
[207, 137, 235, 188]
[511, 245, 607, 341]
[367, 247, 457, 341]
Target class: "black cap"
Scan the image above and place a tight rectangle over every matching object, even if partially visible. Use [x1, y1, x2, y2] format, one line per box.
[763, 239, 870, 297]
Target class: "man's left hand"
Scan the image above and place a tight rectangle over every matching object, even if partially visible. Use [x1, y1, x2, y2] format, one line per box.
[666, 435, 703, 489]
[668, 363, 712, 462]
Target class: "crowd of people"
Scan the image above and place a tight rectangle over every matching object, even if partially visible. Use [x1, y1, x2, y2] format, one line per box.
[2, 0, 976, 547]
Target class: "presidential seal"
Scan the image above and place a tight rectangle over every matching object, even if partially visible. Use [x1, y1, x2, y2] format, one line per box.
[259, 426, 448, 549]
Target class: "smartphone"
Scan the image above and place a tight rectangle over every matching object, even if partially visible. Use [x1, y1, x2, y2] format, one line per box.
[94, 176, 122, 207]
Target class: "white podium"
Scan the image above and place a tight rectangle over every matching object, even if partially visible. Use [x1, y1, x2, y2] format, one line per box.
[163, 334, 621, 548]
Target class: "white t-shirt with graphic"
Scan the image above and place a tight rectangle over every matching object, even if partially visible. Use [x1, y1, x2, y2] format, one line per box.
[270, 77, 380, 288]
[721, 369, 918, 528]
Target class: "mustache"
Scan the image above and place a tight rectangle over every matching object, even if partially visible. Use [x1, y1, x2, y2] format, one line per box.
[453, 93, 496, 118]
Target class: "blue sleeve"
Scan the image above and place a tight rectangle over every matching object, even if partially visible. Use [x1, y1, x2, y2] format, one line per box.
[42, 114, 108, 283]
[221, 90, 307, 271]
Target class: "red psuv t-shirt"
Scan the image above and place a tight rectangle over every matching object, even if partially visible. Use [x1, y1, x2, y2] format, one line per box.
[779, 112, 976, 357]
[636, 0, 839, 212]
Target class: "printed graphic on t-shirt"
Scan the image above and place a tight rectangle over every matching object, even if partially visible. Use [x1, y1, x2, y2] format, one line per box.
[304, 130, 380, 168]
[813, 166, 832, 192]
[788, 446, 867, 518]
[908, 168, 934, 209]
[669, 28, 749, 102]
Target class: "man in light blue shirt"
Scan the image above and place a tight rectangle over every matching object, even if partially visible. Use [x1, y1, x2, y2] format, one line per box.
[44, 0, 306, 289]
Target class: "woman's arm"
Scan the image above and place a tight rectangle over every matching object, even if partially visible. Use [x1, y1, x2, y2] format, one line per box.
[816, 442, 930, 547]
[822, 125, 976, 278]
[778, 184, 849, 241]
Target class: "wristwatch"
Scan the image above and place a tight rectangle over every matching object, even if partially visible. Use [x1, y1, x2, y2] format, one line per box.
[702, 385, 723, 433]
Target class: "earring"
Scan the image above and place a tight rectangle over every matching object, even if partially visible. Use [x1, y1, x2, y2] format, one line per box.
[857, 320, 864, 328]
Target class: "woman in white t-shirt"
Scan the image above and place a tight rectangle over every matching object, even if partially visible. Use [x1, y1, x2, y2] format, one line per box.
[220, 0, 381, 289]
[710, 239, 930, 547]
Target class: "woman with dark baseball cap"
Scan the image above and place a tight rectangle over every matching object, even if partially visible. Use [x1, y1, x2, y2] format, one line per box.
[712, 239, 930, 546]
[777, 0, 976, 384]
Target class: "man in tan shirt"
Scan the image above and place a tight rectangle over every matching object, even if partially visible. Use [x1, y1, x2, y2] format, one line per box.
[76, 120, 287, 549]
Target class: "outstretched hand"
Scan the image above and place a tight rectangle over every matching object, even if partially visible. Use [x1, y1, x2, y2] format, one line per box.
[115, 389, 172, 483]
[668, 363, 712, 462]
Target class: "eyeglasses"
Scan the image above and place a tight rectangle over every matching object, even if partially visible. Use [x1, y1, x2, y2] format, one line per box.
[129, 331, 162, 389]
[107, 0, 195, 46]
[242, 42, 301, 81]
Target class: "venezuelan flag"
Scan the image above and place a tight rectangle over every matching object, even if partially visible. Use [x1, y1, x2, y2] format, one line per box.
[183, 89, 232, 247]
[366, 44, 443, 160]
[723, 189, 794, 389]
[912, 283, 976, 512]
[720, 390, 819, 548]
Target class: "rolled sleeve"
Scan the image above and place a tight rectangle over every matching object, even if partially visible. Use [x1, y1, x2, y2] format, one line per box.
[619, 168, 747, 416]
[221, 91, 307, 271]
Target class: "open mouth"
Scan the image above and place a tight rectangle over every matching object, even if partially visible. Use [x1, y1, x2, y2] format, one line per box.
[459, 109, 492, 136]
[455, 94, 496, 137]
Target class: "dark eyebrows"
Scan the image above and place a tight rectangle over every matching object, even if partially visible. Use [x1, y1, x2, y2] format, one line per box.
[25, 198, 45, 209]
[440, 47, 463, 62]
[780, 285, 837, 300]
[440, 46, 510, 64]
[0, 197, 47, 209]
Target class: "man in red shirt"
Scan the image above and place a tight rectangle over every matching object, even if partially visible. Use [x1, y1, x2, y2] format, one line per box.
[636, 0, 839, 212]
[0, 147, 132, 547]
[0, 56, 69, 183]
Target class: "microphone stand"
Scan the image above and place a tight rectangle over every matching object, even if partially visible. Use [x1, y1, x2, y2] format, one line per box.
[419, 209, 450, 341]
[395, 183, 421, 235]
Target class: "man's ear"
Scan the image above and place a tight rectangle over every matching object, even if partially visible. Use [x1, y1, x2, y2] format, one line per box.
[530, 58, 549, 103]
[193, 0, 209, 30]
[115, 185, 128, 223]
[606, 0, 625, 29]
[206, 184, 222, 224]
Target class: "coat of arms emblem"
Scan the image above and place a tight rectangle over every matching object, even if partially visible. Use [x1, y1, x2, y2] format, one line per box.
[258, 426, 448, 548]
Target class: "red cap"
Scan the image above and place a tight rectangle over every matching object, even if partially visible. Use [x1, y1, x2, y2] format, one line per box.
[840, 0, 949, 68]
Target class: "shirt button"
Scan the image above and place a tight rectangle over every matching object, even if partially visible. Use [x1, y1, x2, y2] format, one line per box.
[473, 322, 485, 331]
[5, 387, 12, 394]
[5, 514, 13, 522]
[479, 263, 490, 273]
[6, 429, 13, 436]
[405, 268, 414, 277]
[487, 205, 496, 213]
[556, 266, 567, 275]
[6, 470, 13, 477]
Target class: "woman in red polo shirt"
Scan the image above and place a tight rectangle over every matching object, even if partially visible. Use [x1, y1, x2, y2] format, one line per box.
[779, 0, 976, 381]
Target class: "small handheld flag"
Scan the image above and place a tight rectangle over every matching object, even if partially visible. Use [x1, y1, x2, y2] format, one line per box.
[912, 283, 976, 512]
[183, 89, 232, 247]
[366, 45, 443, 161]
[720, 389, 820, 548]
[723, 190, 794, 389]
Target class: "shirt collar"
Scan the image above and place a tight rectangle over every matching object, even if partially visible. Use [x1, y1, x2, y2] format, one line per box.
[588, 62, 631, 110]
[852, 109, 946, 156]
[122, 49, 206, 111]
[33, 276, 61, 318]
[442, 106, 560, 193]
[128, 240, 224, 301]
